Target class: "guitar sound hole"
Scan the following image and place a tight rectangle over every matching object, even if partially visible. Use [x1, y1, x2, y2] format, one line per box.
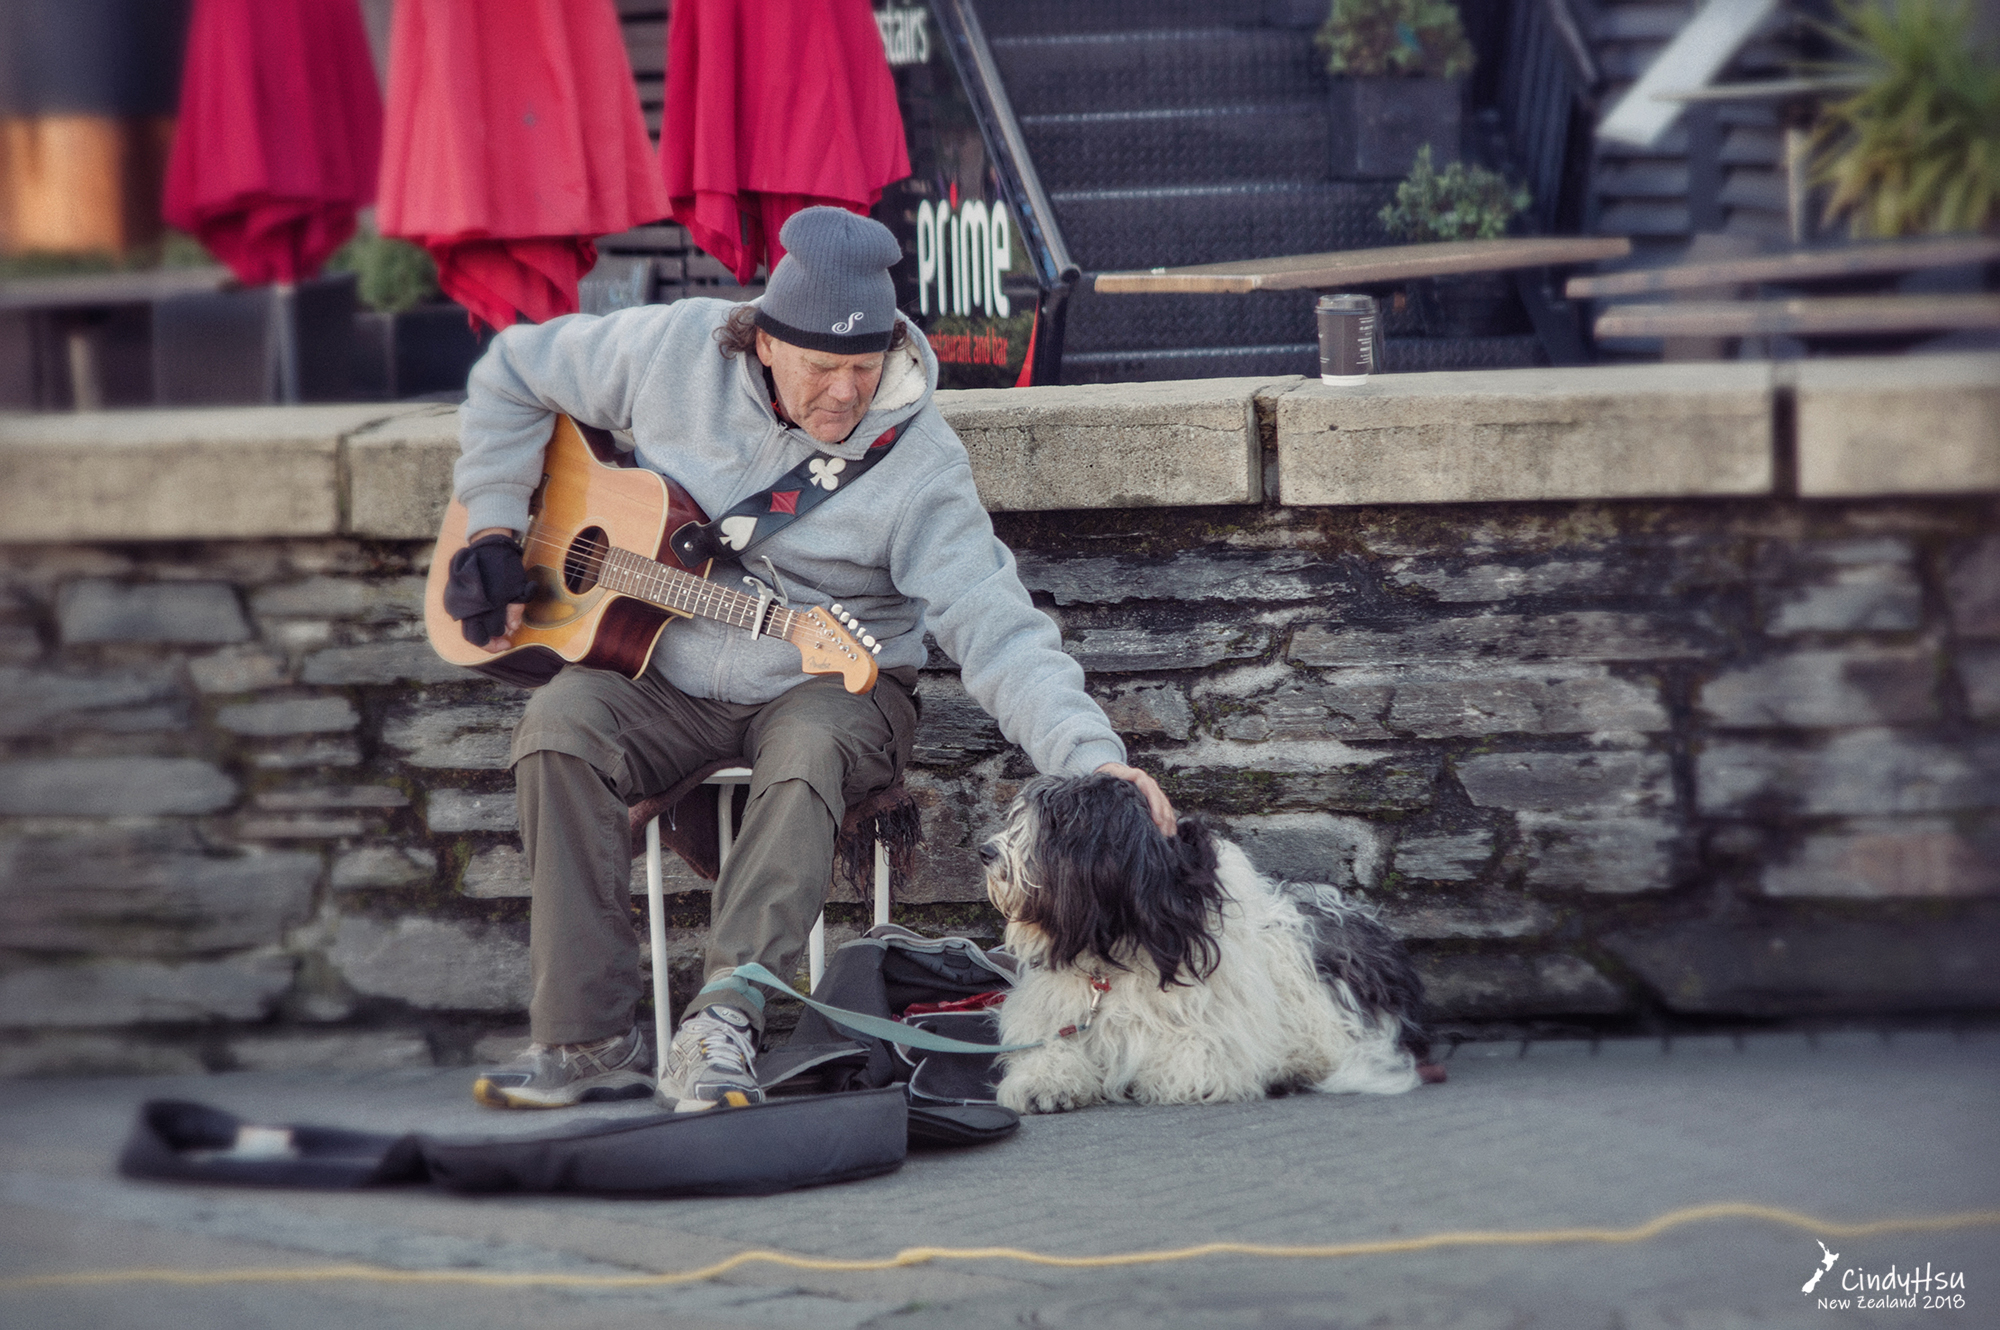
[564, 527, 609, 594]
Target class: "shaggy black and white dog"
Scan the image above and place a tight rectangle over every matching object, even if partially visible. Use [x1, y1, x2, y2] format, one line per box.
[980, 774, 1434, 1114]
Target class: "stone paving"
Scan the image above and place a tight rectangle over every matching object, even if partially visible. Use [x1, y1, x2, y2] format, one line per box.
[2, 1030, 1995, 1329]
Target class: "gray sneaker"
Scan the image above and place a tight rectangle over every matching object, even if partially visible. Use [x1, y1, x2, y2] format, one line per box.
[471, 1026, 653, 1109]
[657, 1005, 764, 1112]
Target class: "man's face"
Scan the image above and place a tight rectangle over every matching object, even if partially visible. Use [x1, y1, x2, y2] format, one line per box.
[756, 329, 885, 444]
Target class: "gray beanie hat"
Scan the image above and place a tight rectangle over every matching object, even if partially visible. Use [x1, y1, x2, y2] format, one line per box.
[753, 207, 902, 354]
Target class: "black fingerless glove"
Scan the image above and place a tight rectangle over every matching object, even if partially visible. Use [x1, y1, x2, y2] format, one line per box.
[443, 534, 531, 646]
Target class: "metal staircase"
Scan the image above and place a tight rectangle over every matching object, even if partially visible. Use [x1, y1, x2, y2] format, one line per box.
[974, 0, 1549, 383]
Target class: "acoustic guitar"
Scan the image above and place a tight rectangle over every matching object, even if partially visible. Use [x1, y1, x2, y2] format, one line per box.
[423, 416, 879, 693]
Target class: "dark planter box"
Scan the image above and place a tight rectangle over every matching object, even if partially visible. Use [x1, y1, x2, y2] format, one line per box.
[1328, 77, 1463, 179]
[1408, 271, 1530, 339]
[152, 273, 355, 405]
[352, 303, 487, 400]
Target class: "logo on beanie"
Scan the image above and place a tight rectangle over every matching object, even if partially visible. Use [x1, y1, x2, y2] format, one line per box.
[832, 311, 865, 335]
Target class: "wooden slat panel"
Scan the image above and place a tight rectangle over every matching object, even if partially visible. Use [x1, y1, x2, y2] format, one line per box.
[624, 20, 666, 75]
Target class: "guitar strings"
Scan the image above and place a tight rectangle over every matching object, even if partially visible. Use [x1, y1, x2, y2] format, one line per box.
[517, 532, 783, 636]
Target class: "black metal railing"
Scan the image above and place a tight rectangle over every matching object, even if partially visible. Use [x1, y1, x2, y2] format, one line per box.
[1498, 0, 1603, 236]
[929, 0, 1079, 385]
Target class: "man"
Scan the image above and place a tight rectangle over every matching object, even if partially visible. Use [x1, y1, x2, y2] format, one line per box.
[444, 207, 1173, 1112]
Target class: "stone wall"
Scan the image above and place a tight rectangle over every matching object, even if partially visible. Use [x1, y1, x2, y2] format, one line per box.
[2, 356, 1996, 1074]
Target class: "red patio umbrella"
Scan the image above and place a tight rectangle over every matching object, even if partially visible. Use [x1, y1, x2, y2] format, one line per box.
[163, 0, 382, 285]
[376, 0, 671, 333]
[662, 0, 909, 285]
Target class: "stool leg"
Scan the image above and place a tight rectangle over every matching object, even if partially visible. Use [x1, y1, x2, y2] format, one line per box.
[716, 786, 735, 869]
[645, 817, 669, 1083]
[874, 840, 890, 929]
[808, 913, 825, 991]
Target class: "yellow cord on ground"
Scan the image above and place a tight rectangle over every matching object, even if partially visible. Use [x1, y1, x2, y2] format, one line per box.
[3, 1202, 1996, 1293]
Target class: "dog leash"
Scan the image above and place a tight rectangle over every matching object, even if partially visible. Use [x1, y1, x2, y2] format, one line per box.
[707, 963, 1043, 1053]
[1057, 974, 1112, 1039]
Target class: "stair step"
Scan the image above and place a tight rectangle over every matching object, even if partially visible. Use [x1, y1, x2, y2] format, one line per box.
[1595, 200, 1693, 238]
[1023, 104, 1330, 190]
[1052, 180, 1397, 272]
[1064, 286, 1323, 354]
[1595, 163, 1692, 199]
[974, 0, 1267, 39]
[1383, 334, 1547, 373]
[989, 28, 1324, 113]
[1061, 334, 1547, 385]
[1062, 341, 1319, 383]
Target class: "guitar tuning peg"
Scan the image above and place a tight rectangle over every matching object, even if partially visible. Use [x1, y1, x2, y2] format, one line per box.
[861, 633, 876, 648]
[830, 603, 844, 617]
[871, 643, 882, 656]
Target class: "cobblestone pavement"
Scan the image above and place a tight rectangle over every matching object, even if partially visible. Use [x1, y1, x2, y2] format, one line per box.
[2, 1031, 1995, 1329]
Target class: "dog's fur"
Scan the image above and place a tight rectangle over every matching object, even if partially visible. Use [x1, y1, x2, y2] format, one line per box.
[981, 774, 1429, 1113]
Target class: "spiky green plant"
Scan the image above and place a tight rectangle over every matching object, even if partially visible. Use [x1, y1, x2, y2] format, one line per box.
[1379, 146, 1530, 241]
[1809, 0, 2000, 236]
[1315, 0, 1476, 79]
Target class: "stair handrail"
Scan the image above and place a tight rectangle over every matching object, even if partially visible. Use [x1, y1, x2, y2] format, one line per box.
[1541, 0, 1603, 95]
[928, 0, 1079, 290]
[1500, 0, 1605, 235]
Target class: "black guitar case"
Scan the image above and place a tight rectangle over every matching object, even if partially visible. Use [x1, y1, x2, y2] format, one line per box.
[119, 1087, 908, 1197]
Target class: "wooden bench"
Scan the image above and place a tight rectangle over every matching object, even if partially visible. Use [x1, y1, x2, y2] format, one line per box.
[1093, 236, 1634, 294]
[1592, 293, 2000, 342]
[1566, 235, 2000, 301]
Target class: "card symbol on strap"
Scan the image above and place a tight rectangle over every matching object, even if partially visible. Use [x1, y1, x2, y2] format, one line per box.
[718, 515, 758, 550]
[769, 490, 800, 514]
[808, 458, 846, 490]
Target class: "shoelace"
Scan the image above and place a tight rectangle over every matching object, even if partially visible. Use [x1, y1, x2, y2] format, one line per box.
[685, 1019, 753, 1073]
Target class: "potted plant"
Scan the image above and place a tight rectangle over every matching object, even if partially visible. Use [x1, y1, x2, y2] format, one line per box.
[1378, 145, 1533, 336]
[1316, 0, 1477, 178]
[328, 228, 484, 399]
[1808, 0, 2000, 236]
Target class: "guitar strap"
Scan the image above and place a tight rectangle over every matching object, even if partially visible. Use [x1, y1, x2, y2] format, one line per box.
[668, 426, 901, 567]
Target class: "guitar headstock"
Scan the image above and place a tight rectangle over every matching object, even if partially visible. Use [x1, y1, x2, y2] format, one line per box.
[790, 605, 880, 694]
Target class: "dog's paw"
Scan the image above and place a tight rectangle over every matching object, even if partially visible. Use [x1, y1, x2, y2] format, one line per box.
[997, 1077, 1085, 1115]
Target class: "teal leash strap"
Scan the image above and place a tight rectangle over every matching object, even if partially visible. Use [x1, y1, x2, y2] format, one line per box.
[714, 963, 1041, 1054]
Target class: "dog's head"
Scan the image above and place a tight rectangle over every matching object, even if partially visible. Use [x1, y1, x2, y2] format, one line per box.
[979, 773, 1225, 988]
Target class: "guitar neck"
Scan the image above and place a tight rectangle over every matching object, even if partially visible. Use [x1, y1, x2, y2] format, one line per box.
[592, 545, 799, 642]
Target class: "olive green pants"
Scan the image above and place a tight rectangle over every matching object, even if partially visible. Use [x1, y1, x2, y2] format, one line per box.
[510, 662, 917, 1044]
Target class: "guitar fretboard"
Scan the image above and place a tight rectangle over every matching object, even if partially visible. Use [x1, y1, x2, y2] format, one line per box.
[589, 544, 796, 641]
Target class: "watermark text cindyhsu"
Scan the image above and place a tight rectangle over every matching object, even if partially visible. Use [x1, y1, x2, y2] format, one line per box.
[1802, 1245, 1969, 1312]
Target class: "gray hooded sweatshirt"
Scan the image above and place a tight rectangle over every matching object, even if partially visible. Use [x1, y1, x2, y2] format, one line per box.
[454, 298, 1125, 778]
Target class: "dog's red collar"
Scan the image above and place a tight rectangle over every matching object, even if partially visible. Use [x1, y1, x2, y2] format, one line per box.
[1057, 973, 1113, 1038]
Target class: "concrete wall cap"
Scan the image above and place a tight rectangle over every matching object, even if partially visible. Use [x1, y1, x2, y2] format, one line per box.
[4, 359, 1996, 542]
[1276, 360, 1774, 506]
[1796, 351, 2000, 497]
[0, 403, 439, 544]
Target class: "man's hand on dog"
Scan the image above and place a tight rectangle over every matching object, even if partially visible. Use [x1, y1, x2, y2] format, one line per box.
[1095, 762, 1177, 837]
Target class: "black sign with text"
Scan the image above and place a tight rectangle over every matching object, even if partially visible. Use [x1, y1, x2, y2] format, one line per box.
[869, 2, 1041, 389]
